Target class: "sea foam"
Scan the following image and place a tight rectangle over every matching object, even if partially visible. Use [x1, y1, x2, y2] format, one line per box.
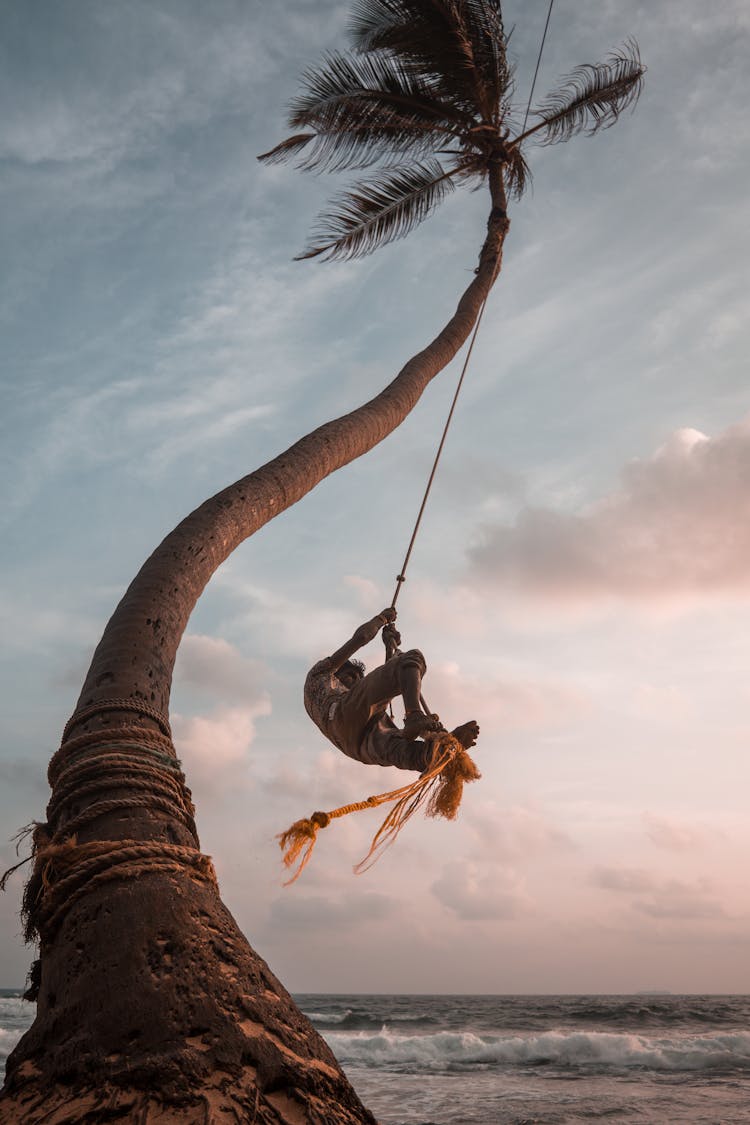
[0, 1028, 23, 1066]
[327, 1026, 750, 1074]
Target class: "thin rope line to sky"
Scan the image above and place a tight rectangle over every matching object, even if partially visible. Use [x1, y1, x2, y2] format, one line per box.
[522, 0, 555, 134]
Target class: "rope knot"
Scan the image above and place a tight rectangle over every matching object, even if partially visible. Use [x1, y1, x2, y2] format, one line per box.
[19, 837, 217, 942]
[278, 813, 332, 884]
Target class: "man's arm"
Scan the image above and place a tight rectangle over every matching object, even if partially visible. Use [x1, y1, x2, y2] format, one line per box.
[326, 608, 397, 672]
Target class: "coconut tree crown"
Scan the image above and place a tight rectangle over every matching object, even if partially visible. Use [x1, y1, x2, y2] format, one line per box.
[259, 0, 645, 261]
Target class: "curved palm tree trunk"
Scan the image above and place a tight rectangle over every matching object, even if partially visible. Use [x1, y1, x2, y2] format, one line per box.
[0, 178, 508, 1124]
[76, 184, 508, 721]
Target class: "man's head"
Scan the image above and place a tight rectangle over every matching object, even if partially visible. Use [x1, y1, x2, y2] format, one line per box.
[337, 659, 365, 689]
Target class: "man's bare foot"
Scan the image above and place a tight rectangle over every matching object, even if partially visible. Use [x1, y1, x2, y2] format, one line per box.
[403, 711, 441, 741]
[452, 720, 480, 749]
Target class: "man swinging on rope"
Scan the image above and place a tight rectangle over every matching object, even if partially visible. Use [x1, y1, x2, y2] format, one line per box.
[304, 608, 479, 773]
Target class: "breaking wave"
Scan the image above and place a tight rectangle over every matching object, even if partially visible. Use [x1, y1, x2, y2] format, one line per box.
[305, 1006, 439, 1032]
[0, 1027, 23, 1066]
[327, 1026, 750, 1075]
[0, 995, 31, 1069]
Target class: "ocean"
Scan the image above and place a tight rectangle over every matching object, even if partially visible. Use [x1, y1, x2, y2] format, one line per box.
[2, 992, 750, 1122]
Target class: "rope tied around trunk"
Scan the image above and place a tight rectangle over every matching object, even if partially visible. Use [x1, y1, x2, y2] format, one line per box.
[44, 726, 198, 840]
[19, 834, 217, 942]
[278, 730, 480, 884]
[62, 697, 172, 743]
[1, 723, 203, 958]
[50, 722, 178, 786]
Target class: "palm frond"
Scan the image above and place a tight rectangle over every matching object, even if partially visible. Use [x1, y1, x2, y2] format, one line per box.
[348, 0, 411, 49]
[261, 120, 447, 175]
[297, 159, 457, 261]
[519, 40, 645, 146]
[258, 133, 316, 165]
[260, 7, 645, 264]
[461, 0, 514, 118]
[502, 144, 530, 199]
[348, 0, 507, 118]
[270, 49, 470, 172]
[289, 49, 472, 131]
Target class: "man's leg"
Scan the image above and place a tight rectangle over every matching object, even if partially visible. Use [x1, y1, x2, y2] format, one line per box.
[333, 650, 430, 758]
[356, 714, 432, 772]
[398, 650, 440, 740]
[399, 661, 422, 715]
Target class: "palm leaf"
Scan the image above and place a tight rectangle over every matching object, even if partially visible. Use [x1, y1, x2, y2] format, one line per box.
[268, 49, 470, 172]
[261, 122, 445, 174]
[289, 49, 472, 131]
[348, 0, 500, 117]
[518, 41, 645, 146]
[297, 159, 458, 260]
[502, 144, 530, 199]
[259, 7, 645, 263]
[258, 133, 316, 165]
[461, 0, 514, 119]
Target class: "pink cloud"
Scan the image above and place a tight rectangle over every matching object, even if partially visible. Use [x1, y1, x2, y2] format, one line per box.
[592, 866, 726, 921]
[172, 702, 271, 796]
[268, 890, 398, 934]
[431, 860, 530, 921]
[634, 891, 724, 921]
[643, 812, 713, 851]
[174, 633, 269, 706]
[425, 660, 588, 732]
[467, 802, 575, 862]
[592, 866, 655, 893]
[470, 418, 750, 602]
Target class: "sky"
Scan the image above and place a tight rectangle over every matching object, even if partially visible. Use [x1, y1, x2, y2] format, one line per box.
[1, 0, 749, 995]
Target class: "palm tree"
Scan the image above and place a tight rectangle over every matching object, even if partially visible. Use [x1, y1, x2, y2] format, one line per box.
[1, 2, 644, 1121]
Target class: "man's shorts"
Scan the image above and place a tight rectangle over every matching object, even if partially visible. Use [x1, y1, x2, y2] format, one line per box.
[329, 649, 429, 772]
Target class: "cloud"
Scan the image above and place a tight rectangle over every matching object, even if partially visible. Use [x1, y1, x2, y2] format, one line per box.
[343, 574, 382, 611]
[268, 890, 398, 934]
[0, 759, 47, 797]
[1, 377, 146, 526]
[633, 889, 724, 921]
[172, 702, 271, 797]
[431, 860, 529, 921]
[592, 866, 655, 893]
[592, 866, 726, 920]
[467, 802, 575, 862]
[0, 7, 278, 171]
[174, 633, 270, 707]
[469, 419, 750, 604]
[426, 660, 587, 731]
[211, 572, 367, 664]
[643, 812, 713, 852]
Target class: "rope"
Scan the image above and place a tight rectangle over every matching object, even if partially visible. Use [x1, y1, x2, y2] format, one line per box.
[49, 725, 179, 785]
[49, 749, 191, 810]
[278, 731, 480, 884]
[62, 697, 172, 743]
[57, 793, 196, 840]
[390, 293, 490, 609]
[387, 3, 555, 609]
[521, 0, 555, 134]
[45, 726, 197, 840]
[1, 725, 202, 931]
[21, 837, 217, 941]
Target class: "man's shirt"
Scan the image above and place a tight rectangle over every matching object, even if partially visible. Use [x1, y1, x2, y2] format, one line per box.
[304, 658, 347, 749]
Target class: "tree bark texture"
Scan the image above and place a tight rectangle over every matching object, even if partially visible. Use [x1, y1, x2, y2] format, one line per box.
[0, 186, 509, 1123]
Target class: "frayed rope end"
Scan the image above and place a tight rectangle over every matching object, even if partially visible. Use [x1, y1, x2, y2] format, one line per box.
[277, 811, 331, 885]
[279, 733, 481, 884]
[426, 743, 481, 821]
